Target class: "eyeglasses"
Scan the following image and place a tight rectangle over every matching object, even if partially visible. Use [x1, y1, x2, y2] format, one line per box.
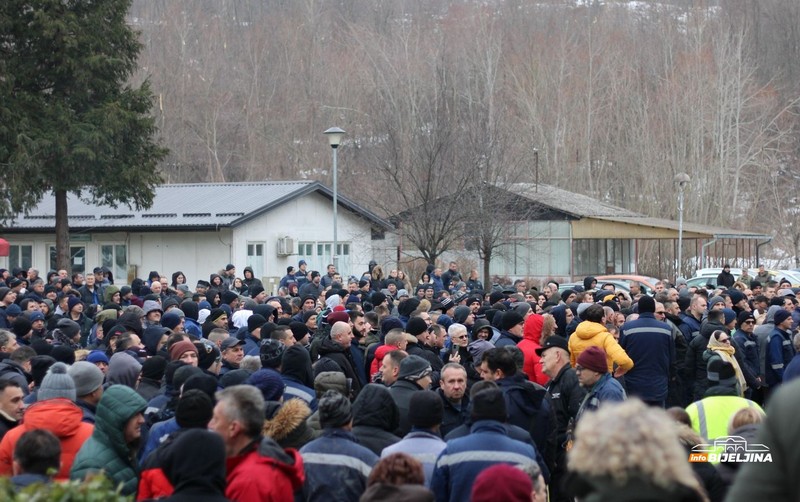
[655, 311, 666, 315]
[575, 365, 585, 373]
[718, 337, 730, 343]
[454, 335, 467, 340]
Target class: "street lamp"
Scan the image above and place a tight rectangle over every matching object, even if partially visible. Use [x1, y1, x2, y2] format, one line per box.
[674, 173, 691, 280]
[324, 127, 345, 270]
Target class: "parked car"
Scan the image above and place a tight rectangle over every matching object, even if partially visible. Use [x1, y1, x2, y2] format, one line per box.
[595, 275, 660, 294]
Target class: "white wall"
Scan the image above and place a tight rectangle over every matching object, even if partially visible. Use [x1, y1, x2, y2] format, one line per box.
[232, 191, 377, 281]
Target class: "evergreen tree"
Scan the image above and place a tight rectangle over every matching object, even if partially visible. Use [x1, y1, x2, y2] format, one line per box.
[0, 0, 167, 270]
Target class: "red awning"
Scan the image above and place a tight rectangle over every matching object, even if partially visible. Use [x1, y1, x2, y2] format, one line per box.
[0, 238, 8, 257]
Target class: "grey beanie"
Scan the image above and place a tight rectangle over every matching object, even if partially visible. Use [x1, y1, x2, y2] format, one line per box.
[318, 389, 353, 428]
[68, 361, 105, 397]
[38, 362, 77, 402]
[397, 355, 432, 382]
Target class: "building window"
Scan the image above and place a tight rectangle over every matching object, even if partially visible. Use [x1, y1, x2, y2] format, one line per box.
[100, 244, 127, 283]
[573, 239, 634, 276]
[8, 244, 33, 271]
[489, 221, 571, 278]
[247, 242, 265, 278]
[298, 241, 351, 276]
[49, 245, 86, 274]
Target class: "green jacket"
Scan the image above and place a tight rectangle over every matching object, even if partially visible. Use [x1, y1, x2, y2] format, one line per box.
[70, 385, 147, 496]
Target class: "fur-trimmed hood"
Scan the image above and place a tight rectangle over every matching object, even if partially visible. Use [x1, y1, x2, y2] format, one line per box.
[262, 398, 317, 449]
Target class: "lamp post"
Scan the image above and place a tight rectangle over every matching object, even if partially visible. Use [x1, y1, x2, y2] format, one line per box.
[674, 173, 691, 280]
[324, 127, 345, 269]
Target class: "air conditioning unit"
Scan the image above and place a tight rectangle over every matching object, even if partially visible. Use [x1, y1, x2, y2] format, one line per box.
[276, 237, 295, 256]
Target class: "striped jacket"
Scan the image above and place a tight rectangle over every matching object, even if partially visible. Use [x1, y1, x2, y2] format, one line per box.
[430, 420, 538, 502]
[299, 428, 378, 502]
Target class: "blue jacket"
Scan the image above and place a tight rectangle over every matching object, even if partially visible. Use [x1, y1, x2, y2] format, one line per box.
[766, 328, 795, 387]
[242, 332, 261, 357]
[619, 313, 674, 402]
[282, 376, 318, 412]
[679, 312, 702, 343]
[299, 428, 378, 502]
[494, 330, 522, 348]
[139, 417, 180, 466]
[733, 329, 760, 383]
[183, 318, 202, 339]
[430, 420, 539, 502]
[576, 373, 626, 423]
[349, 339, 368, 387]
[783, 354, 800, 384]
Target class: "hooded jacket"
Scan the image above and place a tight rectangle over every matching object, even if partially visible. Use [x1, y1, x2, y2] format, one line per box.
[619, 312, 675, 402]
[569, 321, 634, 373]
[518, 314, 549, 385]
[263, 398, 318, 450]
[0, 398, 94, 480]
[685, 319, 725, 400]
[351, 384, 401, 455]
[107, 352, 143, 389]
[225, 436, 305, 502]
[496, 372, 557, 473]
[71, 385, 148, 495]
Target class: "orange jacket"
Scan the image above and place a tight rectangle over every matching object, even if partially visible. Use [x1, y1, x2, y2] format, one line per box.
[518, 314, 549, 386]
[568, 321, 634, 373]
[0, 398, 94, 480]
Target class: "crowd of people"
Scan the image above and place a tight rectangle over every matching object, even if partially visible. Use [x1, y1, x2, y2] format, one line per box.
[0, 261, 796, 500]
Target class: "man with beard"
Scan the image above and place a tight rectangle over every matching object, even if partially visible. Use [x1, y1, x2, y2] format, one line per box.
[70, 385, 147, 495]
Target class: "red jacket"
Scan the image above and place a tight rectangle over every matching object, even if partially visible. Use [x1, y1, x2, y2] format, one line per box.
[0, 398, 93, 480]
[226, 440, 305, 502]
[369, 345, 399, 379]
[518, 314, 549, 386]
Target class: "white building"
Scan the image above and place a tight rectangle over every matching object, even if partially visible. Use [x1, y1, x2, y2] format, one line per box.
[0, 181, 392, 293]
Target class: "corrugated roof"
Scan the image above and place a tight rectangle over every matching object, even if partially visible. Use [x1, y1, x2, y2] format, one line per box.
[4, 181, 393, 231]
[503, 183, 771, 239]
[504, 183, 641, 218]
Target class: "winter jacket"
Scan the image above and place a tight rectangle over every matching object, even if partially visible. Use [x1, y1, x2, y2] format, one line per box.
[619, 313, 674, 402]
[518, 314, 549, 385]
[437, 388, 469, 438]
[242, 332, 261, 357]
[351, 384, 401, 455]
[370, 344, 399, 379]
[317, 337, 363, 397]
[0, 412, 17, 442]
[732, 329, 760, 387]
[766, 327, 795, 387]
[381, 429, 445, 487]
[496, 373, 557, 472]
[262, 398, 318, 450]
[715, 423, 760, 489]
[569, 321, 634, 373]
[138, 427, 185, 501]
[71, 385, 148, 495]
[161, 429, 229, 502]
[494, 329, 522, 348]
[226, 437, 305, 502]
[685, 320, 723, 401]
[782, 353, 800, 383]
[0, 398, 93, 480]
[0, 360, 30, 396]
[754, 306, 781, 382]
[545, 362, 586, 446]
[575, 373, 626, 423]
[679, 312, 702, 344]
[430, 420, 539, 502]
[140, 417, 180, 465]
[717, 270, 736, 289]
[389, 379, 428, 437]
[136, 378, 163, 403]
[300, 428, 378, 502]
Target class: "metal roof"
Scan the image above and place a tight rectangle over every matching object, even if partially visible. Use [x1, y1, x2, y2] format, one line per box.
[503, 183, 771, 240]
[3, 181, 393, 232]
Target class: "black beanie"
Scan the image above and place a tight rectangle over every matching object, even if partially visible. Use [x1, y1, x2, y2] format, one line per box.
[637, 295, 656, 314]
[182, 373, 218, 400]
[141, 356, 168, 381]
[371, 291, 387, 306]
[180, 300, 199, 321]
[406, 317, 428, 337]
[175, 389, 214, 428]
[50, 345, 75, 365]
[247, 314, 268, 333]
[12, 317, 32, 338]
[398, 298, 421, 317]
[221, 290, 239, 306]
[289, 321, 309, 341]
[471, 388, 507, 422]
[29, 355, 57, 387]
[407, 390, 444, 428]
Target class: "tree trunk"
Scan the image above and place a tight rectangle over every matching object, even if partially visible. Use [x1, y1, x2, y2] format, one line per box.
[55, 189, 70, 274]
[482, 247, 491, 291]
